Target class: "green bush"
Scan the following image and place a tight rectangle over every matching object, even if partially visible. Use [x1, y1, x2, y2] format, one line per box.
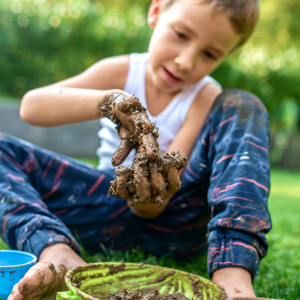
[0, 0, 152, 96]
[0, 0, 299, 131]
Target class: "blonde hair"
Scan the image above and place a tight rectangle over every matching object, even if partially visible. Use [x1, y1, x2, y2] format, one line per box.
[161, 0, 259, 47]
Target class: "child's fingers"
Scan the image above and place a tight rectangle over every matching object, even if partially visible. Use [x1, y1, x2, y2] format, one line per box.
[166, 167, 181, 198]
[118, 125, 132, 140]
[112, 105, 136, 133]
[149, 161, 159, 195]
[166, 189, 175, 200]
[173, 151, 189, 170]
[132, 164, 151, 205]
[112, 140, 133, 167]
[130, 112, 153, 131]
[112, 100, 154, 138]
[149, 161, 167, 200]
[141, 134, 157, 159]
[153, 195, 164, 204]
[116, 173, 133, 201]
[112, 93, 141, 113]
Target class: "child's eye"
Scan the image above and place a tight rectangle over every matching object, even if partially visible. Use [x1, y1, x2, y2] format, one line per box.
[175, 30, 187, 40]
[204, 51, 216, 60]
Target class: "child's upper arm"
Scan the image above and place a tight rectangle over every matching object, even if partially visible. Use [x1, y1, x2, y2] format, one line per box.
[166, 83, 221, 158]
[49, 55, 130, 91]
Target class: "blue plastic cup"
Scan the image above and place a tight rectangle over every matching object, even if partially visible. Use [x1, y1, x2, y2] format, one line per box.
[0, 250, 37, 300]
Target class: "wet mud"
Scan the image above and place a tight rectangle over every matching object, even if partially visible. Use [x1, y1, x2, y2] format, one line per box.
[108, 263, 126, 275]
[108, 288, 189, 300]
[100, 92, 188, 206]
[157, 270, 175, 282]
[48, 263, 57, 276]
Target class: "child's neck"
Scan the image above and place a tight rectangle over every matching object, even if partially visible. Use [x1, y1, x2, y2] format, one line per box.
[145, 63, 181, 117]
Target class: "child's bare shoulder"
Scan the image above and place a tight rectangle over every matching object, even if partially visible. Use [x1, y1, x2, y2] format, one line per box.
[77, 55, 130, 90]
[167, 83, 221, 157]
[196, 83, 221, 106]
[183, 83, 221, 146]
[188, 83, 221, 119]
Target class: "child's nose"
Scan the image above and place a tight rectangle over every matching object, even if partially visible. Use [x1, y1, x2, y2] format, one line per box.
[174, 50, 197, 72]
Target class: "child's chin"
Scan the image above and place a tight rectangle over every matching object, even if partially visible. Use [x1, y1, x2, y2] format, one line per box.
[155, 78, 184, 93]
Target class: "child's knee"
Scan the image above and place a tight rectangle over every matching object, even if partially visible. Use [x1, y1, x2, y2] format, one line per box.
[212, 89, 268, 123]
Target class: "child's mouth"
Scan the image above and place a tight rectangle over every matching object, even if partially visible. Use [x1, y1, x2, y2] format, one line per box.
[162, 67, 183, 85]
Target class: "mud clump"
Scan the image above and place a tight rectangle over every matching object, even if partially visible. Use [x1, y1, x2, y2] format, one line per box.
[108, 288, 189, 300]
[107, 263, 126, 275]
[48, 263, 57, 276]
[100, 92, 188, 207]
[157, 270, 175, 282]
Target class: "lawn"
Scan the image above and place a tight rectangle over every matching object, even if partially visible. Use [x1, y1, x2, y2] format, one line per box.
[1, 166, 299, 299]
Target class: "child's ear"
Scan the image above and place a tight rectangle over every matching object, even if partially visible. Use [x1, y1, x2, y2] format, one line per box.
[148, 0, 162, 29]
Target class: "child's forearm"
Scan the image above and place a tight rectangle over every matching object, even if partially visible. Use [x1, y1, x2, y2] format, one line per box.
[20, 87, 110, 127]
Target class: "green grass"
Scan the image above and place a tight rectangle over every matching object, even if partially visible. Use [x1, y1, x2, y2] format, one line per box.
[1, 167, 299, 299]
[252, 169, 300, 299]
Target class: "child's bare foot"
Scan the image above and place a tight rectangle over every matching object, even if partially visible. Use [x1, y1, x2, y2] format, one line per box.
[8, 258, 67, 300]
[8, 244, 86, 300]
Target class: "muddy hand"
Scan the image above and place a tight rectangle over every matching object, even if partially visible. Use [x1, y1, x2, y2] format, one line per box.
[110, 149, 188, 207]
[149, 161, 167, 203]
[161, 151, 188, 199]
[103, 92, 188, 206]
[100, 92, 159, 166]
[8, 260, 67, 300]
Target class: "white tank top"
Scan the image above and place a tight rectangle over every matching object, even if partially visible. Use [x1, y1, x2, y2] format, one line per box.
[97, 53, 222, 169]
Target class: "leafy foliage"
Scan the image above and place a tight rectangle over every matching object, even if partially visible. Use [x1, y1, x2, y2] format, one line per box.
[0, 0, 299, 132]
[0, 0, 151, 96]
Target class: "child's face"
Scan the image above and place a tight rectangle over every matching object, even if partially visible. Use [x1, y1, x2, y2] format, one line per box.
[147, 0, 240, 93]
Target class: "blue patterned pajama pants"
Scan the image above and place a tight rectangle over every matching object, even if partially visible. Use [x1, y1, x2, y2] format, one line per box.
[0, 89, 271, 278]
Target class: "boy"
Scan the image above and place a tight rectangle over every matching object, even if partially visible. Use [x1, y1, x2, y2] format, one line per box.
[1, 0, 271, 299]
